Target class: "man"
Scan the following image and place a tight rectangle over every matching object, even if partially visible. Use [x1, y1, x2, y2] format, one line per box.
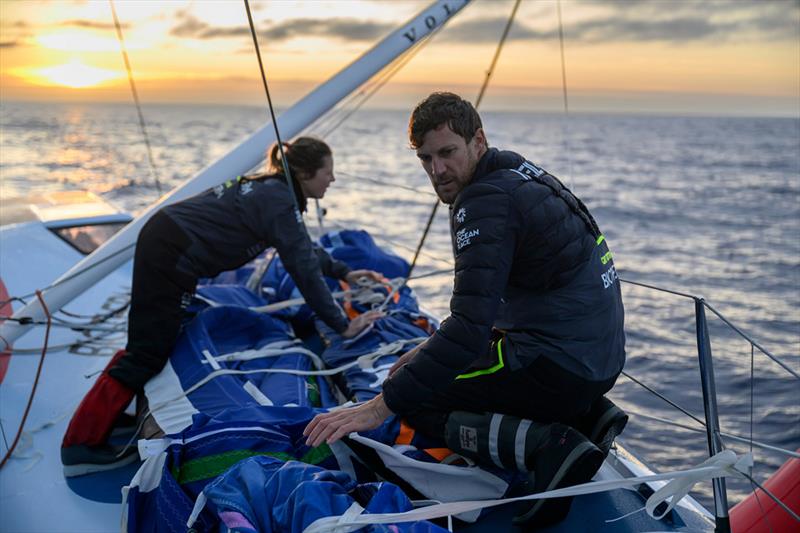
[304, 93, 626, 527]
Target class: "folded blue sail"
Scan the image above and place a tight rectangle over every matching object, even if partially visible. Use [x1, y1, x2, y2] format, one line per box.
[128, 229, 516, 532]
[200, 456, 449, 532]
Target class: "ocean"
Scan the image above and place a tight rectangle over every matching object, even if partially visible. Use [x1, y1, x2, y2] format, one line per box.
[1, 100, 798, 509]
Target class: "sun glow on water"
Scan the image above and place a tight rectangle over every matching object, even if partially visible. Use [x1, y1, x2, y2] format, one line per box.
[33, 59, 120, 89]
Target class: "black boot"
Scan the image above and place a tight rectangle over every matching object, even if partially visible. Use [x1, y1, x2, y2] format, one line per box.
[444, 411, 604, 528]
[571, 396, 628, 457]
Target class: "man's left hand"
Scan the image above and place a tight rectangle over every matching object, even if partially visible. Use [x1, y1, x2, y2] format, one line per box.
[303, 394, 393, 447]
[345, 269, 384, 286]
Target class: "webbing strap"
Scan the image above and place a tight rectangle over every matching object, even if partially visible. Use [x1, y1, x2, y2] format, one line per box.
[301, 450, 754, 533]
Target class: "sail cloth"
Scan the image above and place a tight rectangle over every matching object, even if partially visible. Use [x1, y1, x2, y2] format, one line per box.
[125, 230, 518, 532]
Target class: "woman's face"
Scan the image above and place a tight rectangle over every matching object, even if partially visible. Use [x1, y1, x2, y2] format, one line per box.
[299, 155, 335, 199]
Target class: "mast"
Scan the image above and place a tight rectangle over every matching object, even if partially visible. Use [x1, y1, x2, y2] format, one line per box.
[1, 0, 471, 346]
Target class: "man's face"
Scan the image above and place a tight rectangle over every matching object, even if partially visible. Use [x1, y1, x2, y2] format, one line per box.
[415, 124, 487, 204]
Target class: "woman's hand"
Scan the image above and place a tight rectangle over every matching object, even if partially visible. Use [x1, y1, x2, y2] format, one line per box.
[388, 340, 426, 376]
[345, 269, 384, 286]
[341, 309, 384, 338]
[303, 394, 393, 447]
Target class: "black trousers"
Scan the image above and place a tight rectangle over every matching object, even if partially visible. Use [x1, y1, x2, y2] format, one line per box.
[404, 343, 619, 439]
[109, 211, 196, 390]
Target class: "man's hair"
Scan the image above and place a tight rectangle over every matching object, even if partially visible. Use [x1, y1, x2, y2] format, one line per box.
[268, 136, 331, 180]
[408, 92, 483, 149]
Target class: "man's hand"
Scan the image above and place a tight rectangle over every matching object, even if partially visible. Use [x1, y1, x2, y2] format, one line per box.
[341, 309, 384, 338]
[303, 394, 393, 447]
[345, 269, 384, 287]
[388, 340, 426, 376]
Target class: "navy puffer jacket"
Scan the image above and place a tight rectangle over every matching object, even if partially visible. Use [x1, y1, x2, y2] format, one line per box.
[383, 148, 625, 414]
[163, 174, 350, 333]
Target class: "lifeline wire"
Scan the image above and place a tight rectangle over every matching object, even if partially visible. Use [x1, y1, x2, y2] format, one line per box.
[109, 0, 162, 196]
[621, 278, 798, 379]
[742, 470, 800, 523]
[621, 370, 707, 428]
[625, 408, 800, 459]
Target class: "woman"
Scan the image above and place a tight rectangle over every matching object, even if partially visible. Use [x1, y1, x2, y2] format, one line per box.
[61, 137, 382, 476]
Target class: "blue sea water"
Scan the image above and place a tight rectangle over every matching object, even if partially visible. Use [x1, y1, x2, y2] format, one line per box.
[1, 100, 798, 509]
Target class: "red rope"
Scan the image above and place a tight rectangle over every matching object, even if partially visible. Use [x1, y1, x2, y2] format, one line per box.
[0, 290, 51, 469]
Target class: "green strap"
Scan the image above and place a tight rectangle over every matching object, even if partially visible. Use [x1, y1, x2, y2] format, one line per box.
[172, 444, 332, 485]
[455, 338, 504, 380]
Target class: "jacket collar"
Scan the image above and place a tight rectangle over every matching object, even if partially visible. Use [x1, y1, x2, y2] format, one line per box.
[471, 147, 500, 184]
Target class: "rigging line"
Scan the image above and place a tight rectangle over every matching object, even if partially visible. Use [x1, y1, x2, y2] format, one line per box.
[332, 172, 436, 197]
[108, 0, 162, 196]
[475, 0, 521, 109]
[312, 45, 413, 136]
[620, 370, 707, 428]
[407, 201, 440, 278]
[0, 291, 51, 470]
[56, 298, 130, 320]
[703, 300, 799, 380]
[556, 0, 574, 192]
[741, 470, 800, 523]
[626, 409, 800, 460]
[310, 37, 421, 135]
[0, 317, 125, 333]
[315, 16, 448, 139]
[409, 268, 454, 281]
[243, 0, 302, 221]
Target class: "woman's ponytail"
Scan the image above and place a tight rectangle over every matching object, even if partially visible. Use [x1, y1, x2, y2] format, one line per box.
[266, 137, 330, 180]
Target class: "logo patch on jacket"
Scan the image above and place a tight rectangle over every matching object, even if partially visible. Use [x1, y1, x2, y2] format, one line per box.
[455, 207, 466, 224]
[518, 161, 545, 178]
[456, 227, 480, 251]
[459, 425, 478, 452]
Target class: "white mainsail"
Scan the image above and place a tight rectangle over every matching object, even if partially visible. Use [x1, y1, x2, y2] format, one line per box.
[1, 0, 471, 346]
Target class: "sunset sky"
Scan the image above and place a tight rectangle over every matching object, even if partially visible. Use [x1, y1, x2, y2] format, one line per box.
[1, 0, 798, 116]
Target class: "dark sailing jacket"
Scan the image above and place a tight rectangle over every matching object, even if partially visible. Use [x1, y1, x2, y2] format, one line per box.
[383, 148, 626, 414]
[162, 173, 350, 333]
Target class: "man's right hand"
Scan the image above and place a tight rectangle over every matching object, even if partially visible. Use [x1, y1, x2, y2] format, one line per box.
[341, 309, 384, 338]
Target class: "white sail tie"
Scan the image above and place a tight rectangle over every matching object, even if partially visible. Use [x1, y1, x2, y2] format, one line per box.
[301, 450, 753, 533]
